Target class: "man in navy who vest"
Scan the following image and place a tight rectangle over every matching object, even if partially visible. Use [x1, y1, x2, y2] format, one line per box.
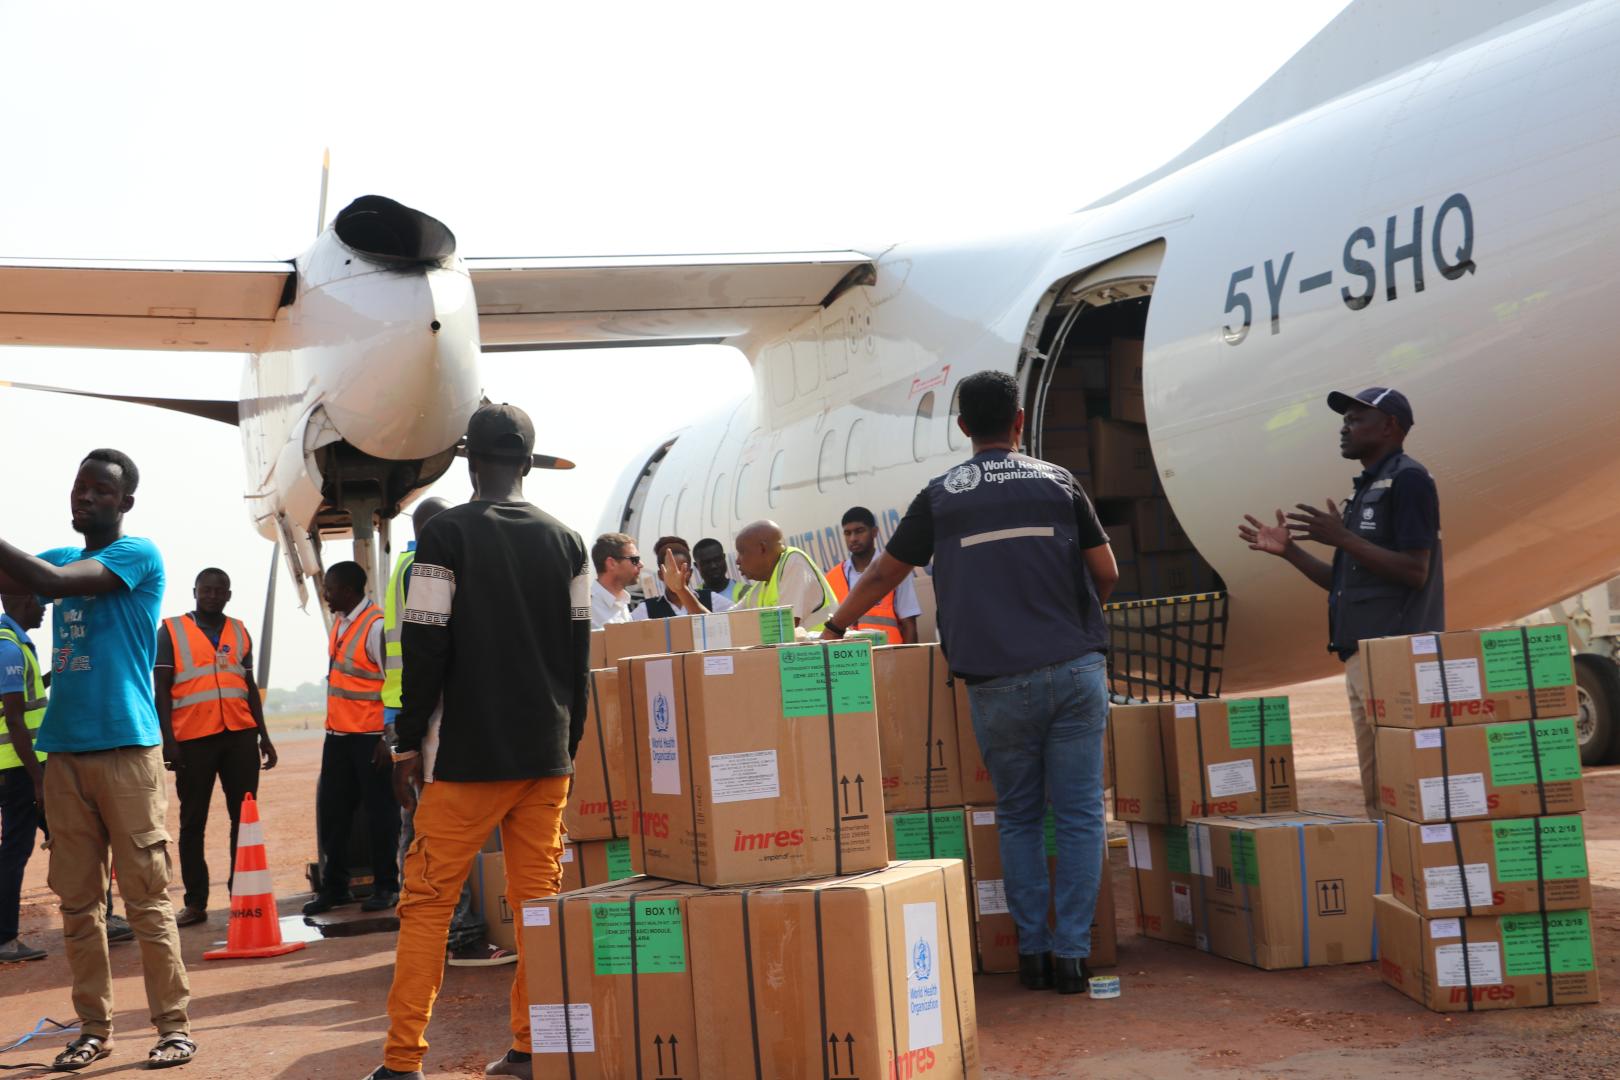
[821, 369, 1119, 995]
[1238, 386, 1443, 820]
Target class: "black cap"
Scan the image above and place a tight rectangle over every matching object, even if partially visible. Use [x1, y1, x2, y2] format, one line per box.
[1327, 386, 1414, 430]
[465, 402, 535, 460]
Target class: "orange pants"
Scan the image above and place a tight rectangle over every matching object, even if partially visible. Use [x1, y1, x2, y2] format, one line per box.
[383, 774, 569, 1072]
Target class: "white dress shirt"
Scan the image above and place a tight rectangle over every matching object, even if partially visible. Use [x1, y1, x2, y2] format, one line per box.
[591, 579, 633, 628]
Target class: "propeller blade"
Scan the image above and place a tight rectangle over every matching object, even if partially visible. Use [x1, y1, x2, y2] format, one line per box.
[452, 440, 575, 470]
[0, 380, 239, 425]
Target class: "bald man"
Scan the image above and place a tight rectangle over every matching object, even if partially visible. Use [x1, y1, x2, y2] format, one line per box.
[732, 520, 837, 630]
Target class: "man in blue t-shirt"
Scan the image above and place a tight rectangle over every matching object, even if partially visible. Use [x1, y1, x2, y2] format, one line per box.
[0, 449, 194, 1070]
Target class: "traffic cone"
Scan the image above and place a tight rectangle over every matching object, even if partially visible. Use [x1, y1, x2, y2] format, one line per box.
[203, 793, 306, 960]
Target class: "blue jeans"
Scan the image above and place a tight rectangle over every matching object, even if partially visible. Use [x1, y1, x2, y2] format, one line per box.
[967, 651, 1107, 959]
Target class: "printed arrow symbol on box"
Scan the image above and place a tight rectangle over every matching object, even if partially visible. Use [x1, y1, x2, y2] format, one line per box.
[828, 1033, 842, 1073]
[854, 775, 865, 812]
[668, 1035, 678, 1074]
[655, 1035, 665, 1073]
[840, 776, 851, 815]
[844, 1032, 856, 1073]
[935, 737, 946, 767]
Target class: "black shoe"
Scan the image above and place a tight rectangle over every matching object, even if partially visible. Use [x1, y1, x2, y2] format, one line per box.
[360, 1067, 424, 1080]
[303, 892, 356, 916]
[1055, 956, 1092, 995]
[361, 889, 400, 912]
[1017, 951, 1053, 990]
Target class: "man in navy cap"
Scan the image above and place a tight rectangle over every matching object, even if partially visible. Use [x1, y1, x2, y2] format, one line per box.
[1238, 387, 1442, 819]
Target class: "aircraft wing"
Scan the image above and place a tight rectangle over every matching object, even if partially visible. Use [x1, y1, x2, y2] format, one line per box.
[0, 258, 294, 352]
[467, 250, 875, 352]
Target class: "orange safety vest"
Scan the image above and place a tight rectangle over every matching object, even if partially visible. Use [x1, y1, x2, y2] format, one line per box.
[327, 603, 385, 733]
[163, 615, 256, 742]
[827, 560, 905, 644]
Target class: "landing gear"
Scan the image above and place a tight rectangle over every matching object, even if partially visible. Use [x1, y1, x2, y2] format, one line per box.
[1573, 653, 1620, 765]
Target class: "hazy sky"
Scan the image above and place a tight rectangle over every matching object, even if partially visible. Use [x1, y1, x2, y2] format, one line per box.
[0, 0, 1350, 687]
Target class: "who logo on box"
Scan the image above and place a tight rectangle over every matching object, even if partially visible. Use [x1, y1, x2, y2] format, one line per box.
[653, 693, 671, 733]
[911, 938, 932, 982]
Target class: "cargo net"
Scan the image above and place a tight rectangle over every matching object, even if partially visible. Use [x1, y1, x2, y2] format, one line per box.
[1105, 591, 1228, 703]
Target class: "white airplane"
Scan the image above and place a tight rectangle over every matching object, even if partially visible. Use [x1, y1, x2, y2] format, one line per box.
[4, 0, 1620, 756]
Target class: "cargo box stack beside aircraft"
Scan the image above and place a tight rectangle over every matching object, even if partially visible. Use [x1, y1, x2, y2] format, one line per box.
[1368, 627, 1600, 1012]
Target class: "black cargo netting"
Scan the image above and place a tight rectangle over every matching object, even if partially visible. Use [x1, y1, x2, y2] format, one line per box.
[1105, 591, 1228, 703]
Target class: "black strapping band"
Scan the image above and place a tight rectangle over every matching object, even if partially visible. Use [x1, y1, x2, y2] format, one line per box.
[556, 896, 579, 1078]
[939, 865, 968, 1073]
[590, 670, 620, 840]
[628, 897, 643, 1078]
[1433, 640, 1475, 1013]
[1518, 627, 1556, 1005]
[1258, 698, 1269, 814]
[1194, 707, 1210, 818]
[627, 664, 649, 869]
[925, 648, 937, 847]
[822, 646, 845, 876]
[815, 890, 831, 1080]
[743, 892, 764, 1079]
[679, 659, 702, 884]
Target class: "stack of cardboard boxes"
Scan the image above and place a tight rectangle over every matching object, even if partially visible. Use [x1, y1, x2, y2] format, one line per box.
[518, 609, 983, 1078]
[1366, 627, 1600, 1011]
[1039, 337, 1216, 600]
[881, 644, 1119, 973]
[1110, 695, 1389, 969]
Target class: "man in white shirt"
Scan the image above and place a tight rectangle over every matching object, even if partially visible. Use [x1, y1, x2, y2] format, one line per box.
[589, 533, 639, 628]
[733, 520, 837, 630]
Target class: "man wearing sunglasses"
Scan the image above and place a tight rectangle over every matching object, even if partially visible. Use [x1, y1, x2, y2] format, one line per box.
[589, 533, 640, 628]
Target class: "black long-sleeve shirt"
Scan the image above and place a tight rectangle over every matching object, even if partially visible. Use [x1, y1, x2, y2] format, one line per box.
[395, 499, 592, 781]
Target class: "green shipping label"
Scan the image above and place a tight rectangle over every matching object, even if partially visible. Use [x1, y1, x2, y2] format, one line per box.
[1226, 697, 1293, 748]
[1485, 718, 1582, 787]
[591, 899, 686, 975]
[1491, 817, 1588, 881]
[1500, 910, 1595, 976]
[1230, 832, 1260, 886]
[605, 838, 635, 880]
[1165, 825, 1191, 875]
[1479, 626, 1574, 692]
[892, 810, 967, 860]
[758, 607, 794, 645]
[778, 642, 875, 717]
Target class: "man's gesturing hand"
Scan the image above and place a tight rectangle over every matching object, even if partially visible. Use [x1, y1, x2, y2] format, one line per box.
[1286, 500, 1354, 549]
[1237, 510, 1292, 556]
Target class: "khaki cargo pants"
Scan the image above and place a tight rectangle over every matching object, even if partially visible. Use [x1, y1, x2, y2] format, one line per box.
[45, 746, 190, 1040]
[1343, 653, 1382, 820]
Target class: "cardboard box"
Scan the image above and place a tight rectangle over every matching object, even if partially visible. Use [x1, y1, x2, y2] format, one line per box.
[1129, 496, 1190, 553]
[563, 669, 631, 841]
[1385, 813, 1591, 918]
[1137, 551, 1217, 599]
[874, 644, 964, 812]
[688, 860, 981, 1080]
[1104, 524, 1141, 599]
[1189, 812, 1386, 969]
[1376, 894, 1600, 1011]
[1124, 822, 1199, 948]
[468, 851, 519, 951]
[520, 878, 705, 1077]
[1088, 419, 1155, 499]
[1375, 717, 1586, 823]
[602, 605, 796, 664]
[1109, 337, 1145, 424]
[621, 642, 886, 886]
[1110, 698, 1297, 825]
[559, 837, 643, 893]
[952, 683, 997, 806]
[965, 807, 1115, 971]
[588, 628, 606, 669]
[1360, 626, 1578, 728]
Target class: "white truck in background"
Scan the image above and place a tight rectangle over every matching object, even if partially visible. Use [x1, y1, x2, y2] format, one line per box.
[1536, 581, 1620, 765]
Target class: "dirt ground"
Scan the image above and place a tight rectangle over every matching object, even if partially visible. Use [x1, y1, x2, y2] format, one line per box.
[3, 680, 1617, 1079]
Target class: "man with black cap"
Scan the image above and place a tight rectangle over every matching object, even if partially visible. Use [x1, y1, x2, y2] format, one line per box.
[1238, 386, 1442, 820]
[365, 403, 591, 1080]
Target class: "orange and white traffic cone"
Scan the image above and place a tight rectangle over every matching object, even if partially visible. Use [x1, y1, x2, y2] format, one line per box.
[203, 793, 306, 960]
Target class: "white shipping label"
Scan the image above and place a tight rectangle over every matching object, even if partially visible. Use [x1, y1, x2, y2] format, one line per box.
[1423, 863, 1494, 909]
[972, 810, 996, 826]
[644, 659, 681, 796]
[1172, 882, 1193, 925]
[1410, 634, 1439, 656]
[1174, 702, 1197, 718]
[522, 906, 551, 927]
[1435, 942, 1503, 987]
[1206, 759, 1257, 798]
[1420, 824, 1455, 844]
[694, 613, 733, 652]
[709, 749, 781, 803]
[560, 847, 575, 863]
[1126, 823, 1153, 871]
[975, 879, 1009, 916]
[703, 655, 734, 676]
[902, 902, 944, 1051]
[1195, 932, 1210, 952]
[1414, 729, 1444, 749]
[531, 1004, 596, 1053]
[1430, 918, 1462, 940]
[1414, 658, 1482, 705]
[1418, 773, 1488, 820]
[1191, 824, 1214, 877]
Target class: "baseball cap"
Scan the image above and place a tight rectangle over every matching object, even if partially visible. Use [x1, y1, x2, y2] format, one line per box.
[1327, 386, 1414, 430]
[464, 402, 535, 460]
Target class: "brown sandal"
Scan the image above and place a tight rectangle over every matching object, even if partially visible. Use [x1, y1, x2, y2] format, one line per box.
[147, 1032, 195, 1069]
[53, 1035, 112, 1071]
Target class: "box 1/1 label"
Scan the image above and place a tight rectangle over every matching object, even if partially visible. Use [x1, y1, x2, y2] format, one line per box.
[778, 643, 875, 716]
[1226, 698, 1292, 747]
[591, 900, 687, 975]
[892, 810, 967, 860]
[1491, 817, 1587, 881]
